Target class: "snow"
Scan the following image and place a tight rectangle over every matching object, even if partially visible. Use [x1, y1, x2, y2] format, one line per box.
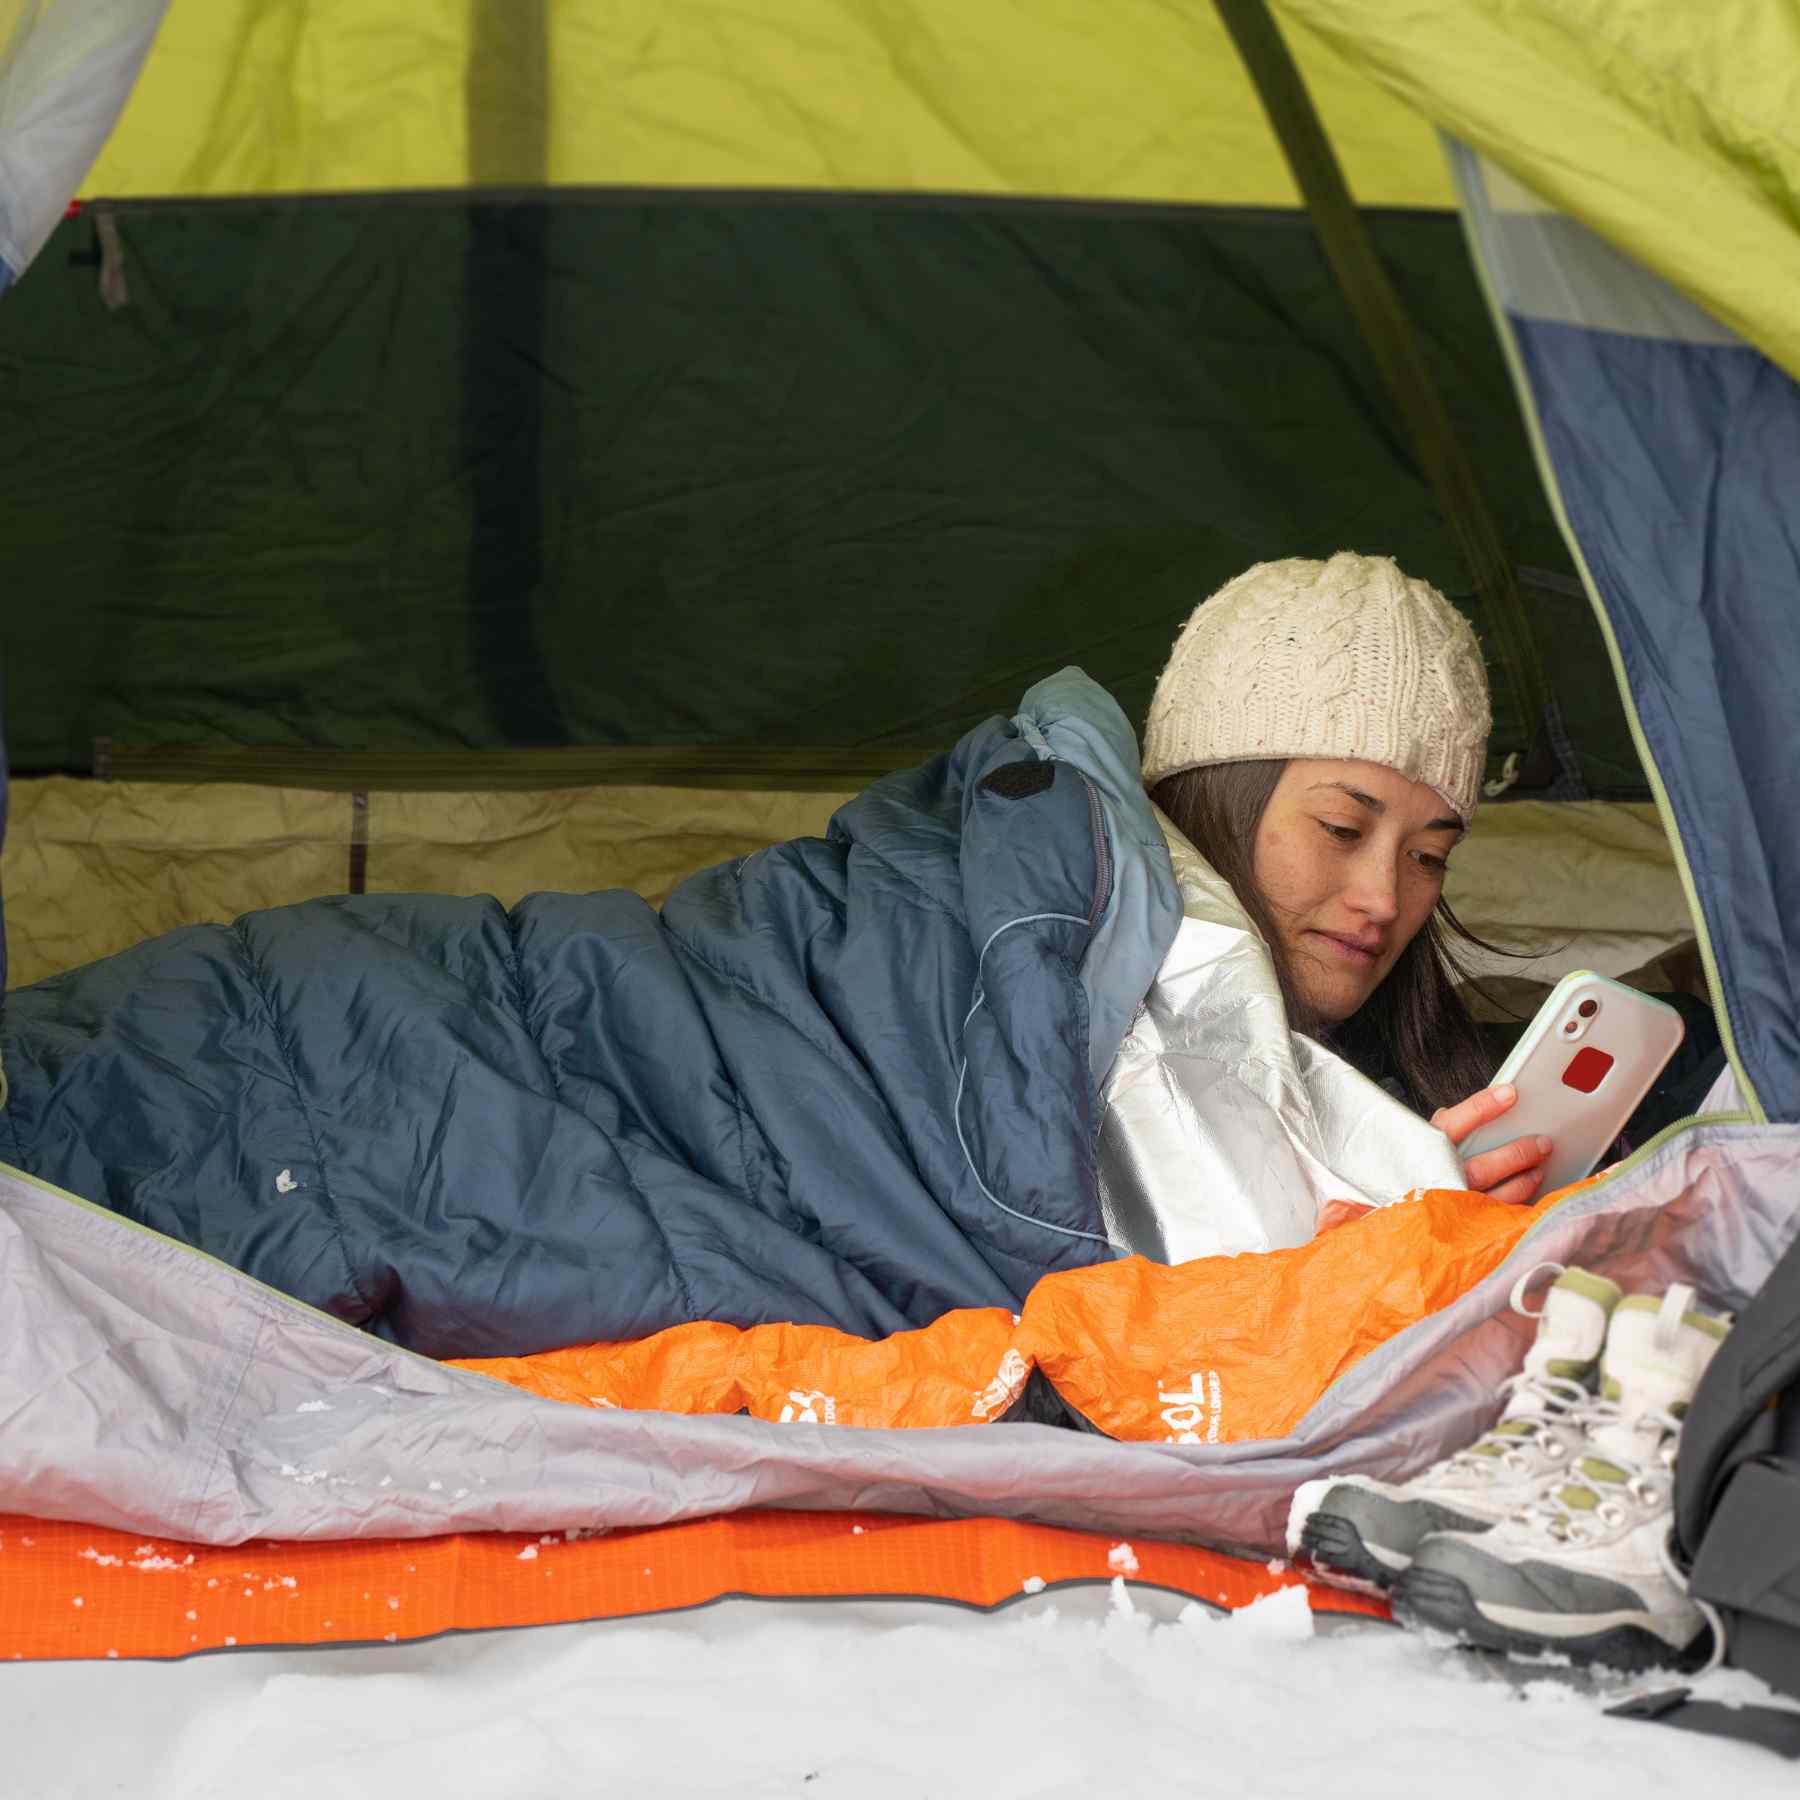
[4, 1585, 1794, 1798]
[1225, 1582, 1312, 1641]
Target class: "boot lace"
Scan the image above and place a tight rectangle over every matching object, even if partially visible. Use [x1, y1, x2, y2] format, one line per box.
[1514, 1397, 1683, 1542]
[1445, 1370, 1588, 1478]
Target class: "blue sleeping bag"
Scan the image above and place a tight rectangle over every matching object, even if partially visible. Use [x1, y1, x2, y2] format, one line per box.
[0, 672, 1179, 1358]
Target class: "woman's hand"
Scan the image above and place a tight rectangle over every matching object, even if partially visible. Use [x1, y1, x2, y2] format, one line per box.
[1430, 1084, 1552, 1205]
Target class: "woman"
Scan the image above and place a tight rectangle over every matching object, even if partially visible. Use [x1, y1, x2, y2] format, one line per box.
[1140, 551, 1552, 1207]
[2, 553, 1542, 1358]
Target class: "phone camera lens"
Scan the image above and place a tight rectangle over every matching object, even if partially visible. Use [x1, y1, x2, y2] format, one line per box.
[1563, 1021, 1579, 1034]
[1578, 999, 1599, 1018]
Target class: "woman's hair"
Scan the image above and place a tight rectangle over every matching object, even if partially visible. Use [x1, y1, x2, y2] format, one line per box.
[1147, 759, 1497, 1119]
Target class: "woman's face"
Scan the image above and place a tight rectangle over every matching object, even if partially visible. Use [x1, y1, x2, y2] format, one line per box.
[1251, 757, 1465, 1024]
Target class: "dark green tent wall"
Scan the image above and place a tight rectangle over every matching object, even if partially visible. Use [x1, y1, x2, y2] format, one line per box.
[0, 7, 1640, 799]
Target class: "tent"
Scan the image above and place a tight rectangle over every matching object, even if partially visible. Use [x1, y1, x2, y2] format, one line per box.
[0, 0, 1706, 989]
[1, 0, 1797, 1697]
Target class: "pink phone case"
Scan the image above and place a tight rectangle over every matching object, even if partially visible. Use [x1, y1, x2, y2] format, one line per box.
[1459, 971, 1686, 1195]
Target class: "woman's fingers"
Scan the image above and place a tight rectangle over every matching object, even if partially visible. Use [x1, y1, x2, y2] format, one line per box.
[1429, 1085, 1554, 1202]
[1463, 1131, 1554, 1200]
[1431, 1082, 1518, 1148]
[1483, 1167, 1546, 1207]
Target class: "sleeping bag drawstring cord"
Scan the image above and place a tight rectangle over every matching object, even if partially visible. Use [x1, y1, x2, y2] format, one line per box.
[953, 911, 1114, 1246]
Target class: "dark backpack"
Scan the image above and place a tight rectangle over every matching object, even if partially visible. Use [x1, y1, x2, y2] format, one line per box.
[1610, 1231, 1800, 1758]
[1674, 1222, 1800, 1700]
[1666, 1225, 1800, 1723]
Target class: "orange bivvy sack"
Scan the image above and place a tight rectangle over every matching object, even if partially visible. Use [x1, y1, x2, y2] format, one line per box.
[457, 1186, 1550, 1442]
[2, 1185, 1545, 1661]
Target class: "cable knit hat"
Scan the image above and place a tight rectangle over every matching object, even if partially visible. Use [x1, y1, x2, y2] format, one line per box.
[1142, 552, 1491, 821]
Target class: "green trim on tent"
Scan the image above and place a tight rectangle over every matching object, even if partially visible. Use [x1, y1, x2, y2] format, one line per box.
[1272, 0, 1800, 384]
[1446, 146, 1767, 1125]
[101, 743, 928, 794]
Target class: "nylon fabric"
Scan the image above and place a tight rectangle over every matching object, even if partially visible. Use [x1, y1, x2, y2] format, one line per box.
[1452, 145, 1800, 1120]
[1459, 161, 1734, 348]
[1676, 1225, 1800, 1555]
[2, 1125, 1794, 1559]
[450, 1187, 1558, 1440]
[1440, 799, 1688, 989]
[1272, 0, 1800, 384]
[78, 0, 1450, 207]
[2, 779, 357, 990]
[0, 778, 859, 991]
[1, 781, 1689, 997]
[0, 1509, 1385, 1663]
[4, 198, 1590, 781]
[0, 0, 168, 282]
[1214, 2, 1547, 742]
[0, 673, 1172, 1353]
[0, 695, 8, 1002]
[1504, 322, 1800, 1121]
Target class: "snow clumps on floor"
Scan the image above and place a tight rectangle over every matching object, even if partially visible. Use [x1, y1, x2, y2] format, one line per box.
[5, 1579, 1795, 1799]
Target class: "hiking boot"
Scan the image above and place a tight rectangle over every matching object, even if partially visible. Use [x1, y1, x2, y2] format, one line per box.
[1395, 1283, 1729, 1672]
[1286, 1266, 1620, 1592]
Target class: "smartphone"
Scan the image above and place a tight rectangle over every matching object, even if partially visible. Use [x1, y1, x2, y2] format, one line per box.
[1460, 971, 1686, 1196]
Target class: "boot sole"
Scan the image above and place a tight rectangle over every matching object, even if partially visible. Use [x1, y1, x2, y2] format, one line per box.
[1298, 1512, 1404, 1595]
[1394, 1566, 1705, 1674]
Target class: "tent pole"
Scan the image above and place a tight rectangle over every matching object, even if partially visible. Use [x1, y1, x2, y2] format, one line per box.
[1214, 0, 1550, 747]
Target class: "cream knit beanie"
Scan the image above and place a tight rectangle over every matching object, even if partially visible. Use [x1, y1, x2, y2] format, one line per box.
[1141, 552, 1491, 821]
